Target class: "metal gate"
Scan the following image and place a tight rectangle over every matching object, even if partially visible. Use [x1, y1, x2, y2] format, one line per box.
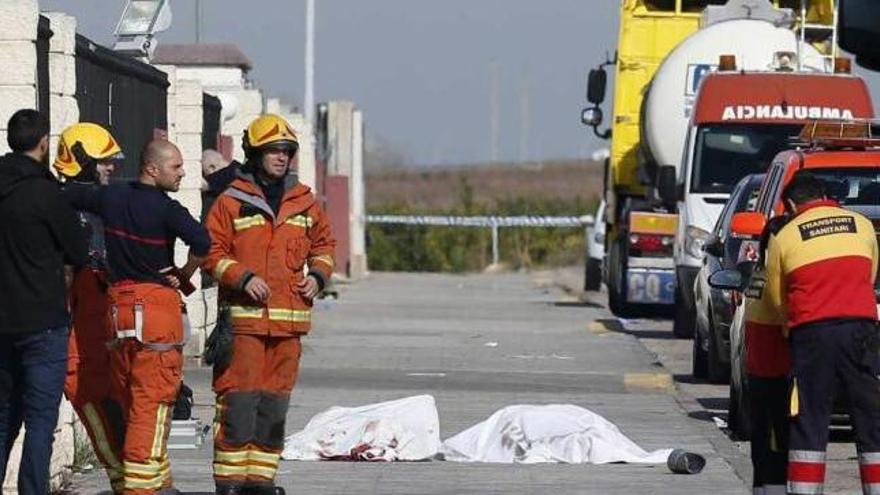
[75, 34, 168, 180]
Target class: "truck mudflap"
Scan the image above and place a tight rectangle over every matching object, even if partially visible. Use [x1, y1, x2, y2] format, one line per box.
[626, 268, 676, 304]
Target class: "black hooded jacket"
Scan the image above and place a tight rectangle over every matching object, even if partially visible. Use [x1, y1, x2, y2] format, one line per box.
[0, 153, 87, 333]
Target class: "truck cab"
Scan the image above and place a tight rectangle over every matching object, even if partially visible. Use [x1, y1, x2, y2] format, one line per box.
[674, 71, 874, 337]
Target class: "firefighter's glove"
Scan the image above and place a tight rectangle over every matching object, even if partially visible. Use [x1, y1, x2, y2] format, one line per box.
[205, 308, 234, 372]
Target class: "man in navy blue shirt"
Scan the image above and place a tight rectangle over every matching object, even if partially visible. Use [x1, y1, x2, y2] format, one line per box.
[67, 139, 209, 494]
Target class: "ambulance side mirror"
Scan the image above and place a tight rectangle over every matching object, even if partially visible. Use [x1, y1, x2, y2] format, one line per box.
[731, 212, 766, 238]
[708, 269, 745, 291]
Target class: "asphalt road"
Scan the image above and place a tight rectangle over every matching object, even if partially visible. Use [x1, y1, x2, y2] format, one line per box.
[65, 271, 751, 494]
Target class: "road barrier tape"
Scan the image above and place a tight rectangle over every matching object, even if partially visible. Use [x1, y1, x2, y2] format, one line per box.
[366, 215, 595, 228]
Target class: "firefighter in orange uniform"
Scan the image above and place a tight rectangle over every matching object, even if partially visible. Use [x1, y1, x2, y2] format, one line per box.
[66, 139, 211, 494]
[204, 114, 335, 495]
[743, 215, 790, 495]
[55, 123, 125, 492]
[764, 173, 880, 495]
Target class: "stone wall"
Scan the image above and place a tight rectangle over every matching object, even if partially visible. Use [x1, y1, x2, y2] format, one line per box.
[0, 0, 39, 155]
[156, 65, 218, 358]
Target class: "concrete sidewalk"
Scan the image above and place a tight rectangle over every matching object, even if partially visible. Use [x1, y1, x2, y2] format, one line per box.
[66, 272, 748, 494]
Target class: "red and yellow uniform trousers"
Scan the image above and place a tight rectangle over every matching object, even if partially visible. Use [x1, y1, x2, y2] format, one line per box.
[64, 268, 125, 492]
[764, 201, 880, 495]
[743, 267, 791, 495]
[203, 176, 335, 491]
[107, 282, 187, 495]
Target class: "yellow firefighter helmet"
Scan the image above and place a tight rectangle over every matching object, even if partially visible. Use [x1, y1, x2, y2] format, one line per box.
[242, 114, 299, 158]
[54, 123, 123, 178]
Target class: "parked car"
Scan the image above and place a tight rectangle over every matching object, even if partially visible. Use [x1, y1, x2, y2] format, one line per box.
[692, 174, 763, 383]
[585, 200, 606, 291]
[714, 123, 880, 439]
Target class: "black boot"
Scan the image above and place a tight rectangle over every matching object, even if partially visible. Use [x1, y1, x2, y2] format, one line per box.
[245, 485, 286, 495]
[216, 482, 247, 495]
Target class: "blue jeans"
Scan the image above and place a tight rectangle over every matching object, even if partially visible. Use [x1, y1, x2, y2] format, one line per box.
[0, 326, 69, 494]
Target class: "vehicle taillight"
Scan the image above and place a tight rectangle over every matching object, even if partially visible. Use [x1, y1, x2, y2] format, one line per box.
[629, 234, 673, 253]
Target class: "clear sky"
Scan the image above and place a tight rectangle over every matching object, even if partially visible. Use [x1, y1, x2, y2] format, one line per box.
[39, 1, 880, 166]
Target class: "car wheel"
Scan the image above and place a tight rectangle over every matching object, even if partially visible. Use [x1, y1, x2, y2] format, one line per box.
[672, 285, 695, 339]
[584, 257, 602, 292]
[692, 321, 708, 379]
[707, 313, 731, 384]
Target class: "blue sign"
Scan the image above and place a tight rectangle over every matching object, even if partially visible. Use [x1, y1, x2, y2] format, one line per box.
[686, 64, 717, 97]
[626, 269, 676, 304]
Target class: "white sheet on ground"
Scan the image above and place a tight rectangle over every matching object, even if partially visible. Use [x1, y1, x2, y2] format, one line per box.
[440, 404, 673, 464]
[282, 395, 441, 461]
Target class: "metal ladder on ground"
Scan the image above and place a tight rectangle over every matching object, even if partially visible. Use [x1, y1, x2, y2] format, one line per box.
[796, 0, 838, 72]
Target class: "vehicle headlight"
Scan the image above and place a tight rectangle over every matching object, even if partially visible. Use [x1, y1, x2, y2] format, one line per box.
[685, 226, 713, 259]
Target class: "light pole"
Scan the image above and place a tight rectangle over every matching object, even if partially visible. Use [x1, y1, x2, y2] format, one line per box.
[304, 0, 315, 122]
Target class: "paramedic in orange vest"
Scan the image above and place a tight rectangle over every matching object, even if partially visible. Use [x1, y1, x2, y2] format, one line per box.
[55, 123, 126, 492]
[764, 172, 880, 495]
[204, 114, 335, 495]
[66, 139, 211, 495]
[743, 215, 790, 495]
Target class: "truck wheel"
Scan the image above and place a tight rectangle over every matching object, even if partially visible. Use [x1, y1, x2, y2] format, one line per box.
[672, 286, 695, 339]
[607, 242, 637, 318]
[584, 258, 602, 292]
[692, 324, 708, 380]
[707, 313, 731, 384]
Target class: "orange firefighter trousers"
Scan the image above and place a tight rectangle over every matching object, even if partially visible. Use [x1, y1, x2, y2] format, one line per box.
[64, 269, 125, 492]
[213, 334, 301, 488]
[108, 283, 184, 495]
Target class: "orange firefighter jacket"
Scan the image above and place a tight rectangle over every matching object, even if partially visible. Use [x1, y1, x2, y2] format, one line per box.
[765, 200, 879, 330]
[204, 173, 335, 336]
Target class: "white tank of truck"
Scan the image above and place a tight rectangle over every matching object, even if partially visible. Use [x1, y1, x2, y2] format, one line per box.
[641, 18, 825, 173]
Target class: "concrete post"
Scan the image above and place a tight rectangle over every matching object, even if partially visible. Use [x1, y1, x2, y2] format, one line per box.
[491, 223, 500, 266]
[44, 12, 78, 167]
[349, 110, 367, 279]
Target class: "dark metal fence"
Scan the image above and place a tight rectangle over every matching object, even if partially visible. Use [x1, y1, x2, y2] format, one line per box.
[75, 35, 168, 180]
[36, 16, 51, 120]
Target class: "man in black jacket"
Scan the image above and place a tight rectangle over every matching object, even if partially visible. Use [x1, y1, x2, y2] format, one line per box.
[0, 109, 87, 494]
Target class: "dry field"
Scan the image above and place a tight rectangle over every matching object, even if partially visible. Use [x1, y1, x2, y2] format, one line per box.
[365, 159, 604, 211]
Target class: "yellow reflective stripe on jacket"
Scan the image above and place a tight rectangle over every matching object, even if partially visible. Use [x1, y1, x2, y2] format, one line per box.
[214, 259, 238, 279]
[233, 214, 267, 232]
[285, 215, 313, 229]
[309, 254, 335, 268]
[230, 306, 265, 319]
[267, 308, 311, 322]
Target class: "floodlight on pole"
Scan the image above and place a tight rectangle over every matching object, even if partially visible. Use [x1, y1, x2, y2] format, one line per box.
[113, 0, 173, 59]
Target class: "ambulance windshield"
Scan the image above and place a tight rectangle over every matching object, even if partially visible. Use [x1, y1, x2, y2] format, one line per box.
[690, 124, 802, 194]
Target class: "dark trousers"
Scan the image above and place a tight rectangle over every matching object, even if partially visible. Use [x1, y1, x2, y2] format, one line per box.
[749, 375, 790, 492]
[787, 319, 880, 495]
[0, 327, 69, 494]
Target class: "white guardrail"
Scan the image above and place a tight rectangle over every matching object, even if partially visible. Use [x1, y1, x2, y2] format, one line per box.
[366, 215, 595, 265]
